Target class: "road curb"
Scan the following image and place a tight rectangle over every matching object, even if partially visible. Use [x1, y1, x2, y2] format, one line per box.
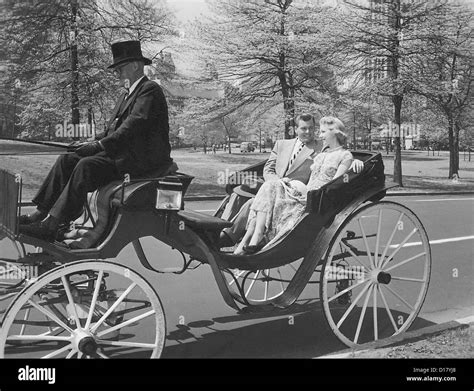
[317, 315, 474, 359]
[182, 190, 474, 202]
[387, 190, 474, 197]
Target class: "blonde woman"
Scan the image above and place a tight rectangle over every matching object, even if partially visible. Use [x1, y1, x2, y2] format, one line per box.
[234, 116, 354, 255]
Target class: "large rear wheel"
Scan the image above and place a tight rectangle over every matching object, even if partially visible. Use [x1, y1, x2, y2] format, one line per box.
[320, 201, 431, 347]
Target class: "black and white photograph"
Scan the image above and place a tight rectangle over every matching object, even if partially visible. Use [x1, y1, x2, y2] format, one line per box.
[0, 0, 473, 387]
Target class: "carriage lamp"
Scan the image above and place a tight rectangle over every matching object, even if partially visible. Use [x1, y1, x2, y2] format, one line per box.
[155, 181, 183, 211]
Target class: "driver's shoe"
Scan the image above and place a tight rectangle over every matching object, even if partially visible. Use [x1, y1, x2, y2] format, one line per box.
[20, 216, 60, 242]
[19, 210, 47, 225]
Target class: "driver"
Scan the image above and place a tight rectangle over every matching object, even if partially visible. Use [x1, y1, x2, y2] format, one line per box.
[20, 40, 175, 242]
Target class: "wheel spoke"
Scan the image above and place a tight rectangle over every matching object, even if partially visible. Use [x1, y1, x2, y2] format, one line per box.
[264, 270, 269, 301]
[374, 210, 383, 268]
[61, 276, 81, 329]
[245, 271, 260, 297]
[391, 276, 426, 283]
[96, 310, 155, 338]
[336, 282, 372, 329]
[8, 335, 71, 342]
[358, 218, 374, 268]
[379, 212, 405, 265]
[381, 228, 419, 269]
[229, 270, 245, 286]
[383, 285, 414, 311]
[97, 340, 156, 350]
[66, 349, 77, 359]
[373, 285, 378, 341]
[20, 308, 31, 335]
[385, 252, 426, 273]
[85, 270, 104, 330]
[289, 263, 298, 273]
[354, 284, 374, 344]
[277, 268, 285, 292]
[97, 351, 109, 359]
[378, 287, 398, 333]
[340, 242, 370, 269]
[27, 299, 74, 333]
[91, 283, 137, 333]
[42, 344, 73, 359]
[327, 277, 369, 304]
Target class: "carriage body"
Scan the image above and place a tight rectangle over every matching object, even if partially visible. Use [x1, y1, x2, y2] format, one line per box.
[0, 151, 432, 357]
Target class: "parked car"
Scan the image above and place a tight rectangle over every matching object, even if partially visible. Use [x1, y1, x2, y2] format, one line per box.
[240, 142, 255, 153]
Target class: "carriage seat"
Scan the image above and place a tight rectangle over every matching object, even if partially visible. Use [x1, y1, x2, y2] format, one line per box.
[177, 210, 232, 232]
[63, 162, 184, 249]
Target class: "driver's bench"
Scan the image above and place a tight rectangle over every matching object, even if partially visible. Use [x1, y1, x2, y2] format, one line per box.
[63, 164, 232, 249]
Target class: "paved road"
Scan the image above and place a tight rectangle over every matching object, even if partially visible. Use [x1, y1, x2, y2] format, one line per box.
[1, 195, 473, 358]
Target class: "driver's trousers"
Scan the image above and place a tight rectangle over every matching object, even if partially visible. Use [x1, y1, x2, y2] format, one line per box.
[32, 152, 122, 223]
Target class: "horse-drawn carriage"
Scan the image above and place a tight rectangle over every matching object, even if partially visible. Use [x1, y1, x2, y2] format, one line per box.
[0, 151, 431, 358]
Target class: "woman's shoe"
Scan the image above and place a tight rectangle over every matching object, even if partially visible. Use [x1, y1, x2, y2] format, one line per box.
[243, 241, 265, 254]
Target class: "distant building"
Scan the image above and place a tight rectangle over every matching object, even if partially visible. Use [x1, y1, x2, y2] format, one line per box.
[146, 52, 225, 109]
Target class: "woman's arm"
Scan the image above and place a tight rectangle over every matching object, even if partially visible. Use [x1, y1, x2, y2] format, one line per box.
[334, 151, 354, 179]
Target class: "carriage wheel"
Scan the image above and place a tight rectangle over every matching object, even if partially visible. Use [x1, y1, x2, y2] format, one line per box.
[320, 201, 431, 347]
[224, 259, 321, 306]
[0, 260, 166, 358]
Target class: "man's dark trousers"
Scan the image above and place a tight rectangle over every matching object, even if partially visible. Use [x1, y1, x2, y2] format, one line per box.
[33, 151, 121, 223]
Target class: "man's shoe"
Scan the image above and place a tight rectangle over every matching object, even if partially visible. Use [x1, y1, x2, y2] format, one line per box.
[19, 220, 59, 242]
[19, 222, 58, 242]
[18, 210, 47, 225]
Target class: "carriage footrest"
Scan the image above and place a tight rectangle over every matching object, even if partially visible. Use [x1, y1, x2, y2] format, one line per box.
[177, 210, 232, 232]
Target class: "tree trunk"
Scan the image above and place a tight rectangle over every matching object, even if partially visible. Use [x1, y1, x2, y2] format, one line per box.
[352, 111, 357, 149]
[71, 0, 80, 140]
[280, 78, 295, 140]
[392, 95, 403, 186]
[447, 115, 460, 178]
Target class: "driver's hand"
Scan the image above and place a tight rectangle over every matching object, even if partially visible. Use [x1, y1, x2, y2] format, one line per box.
[67, 141, 87, 152]
[350, 160, 364, 173]
[75, 141, 103, 157]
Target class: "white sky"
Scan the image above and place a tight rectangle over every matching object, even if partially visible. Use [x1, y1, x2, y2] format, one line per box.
[168, 0, 209, 22]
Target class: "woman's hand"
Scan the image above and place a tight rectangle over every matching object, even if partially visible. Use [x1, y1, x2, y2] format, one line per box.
[350, 160, 364, 173]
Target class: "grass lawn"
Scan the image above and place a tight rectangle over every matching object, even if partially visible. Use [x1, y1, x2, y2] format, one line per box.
[351, 325, 473, 358]
[1, 141, 473, 201]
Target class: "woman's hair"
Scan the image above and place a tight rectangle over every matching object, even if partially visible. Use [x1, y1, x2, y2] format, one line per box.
[320, 116, 347, 146]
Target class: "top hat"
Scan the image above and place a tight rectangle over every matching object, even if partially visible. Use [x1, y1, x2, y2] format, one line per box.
[108, 40, 152, 69]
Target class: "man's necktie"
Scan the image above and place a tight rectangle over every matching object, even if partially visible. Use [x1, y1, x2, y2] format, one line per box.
[289, 142, 305, 167]
[116, 91, 129, 117]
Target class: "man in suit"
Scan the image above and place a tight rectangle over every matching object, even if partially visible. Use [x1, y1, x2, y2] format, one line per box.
[20, 40, 175, 241]
[219, 113, 363, 247]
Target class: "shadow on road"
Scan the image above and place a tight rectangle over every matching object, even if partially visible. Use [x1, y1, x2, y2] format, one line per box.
[162, 301, 436, 358]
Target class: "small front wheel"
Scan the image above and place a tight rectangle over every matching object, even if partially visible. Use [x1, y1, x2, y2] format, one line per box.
[0, 260, 166, 358]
